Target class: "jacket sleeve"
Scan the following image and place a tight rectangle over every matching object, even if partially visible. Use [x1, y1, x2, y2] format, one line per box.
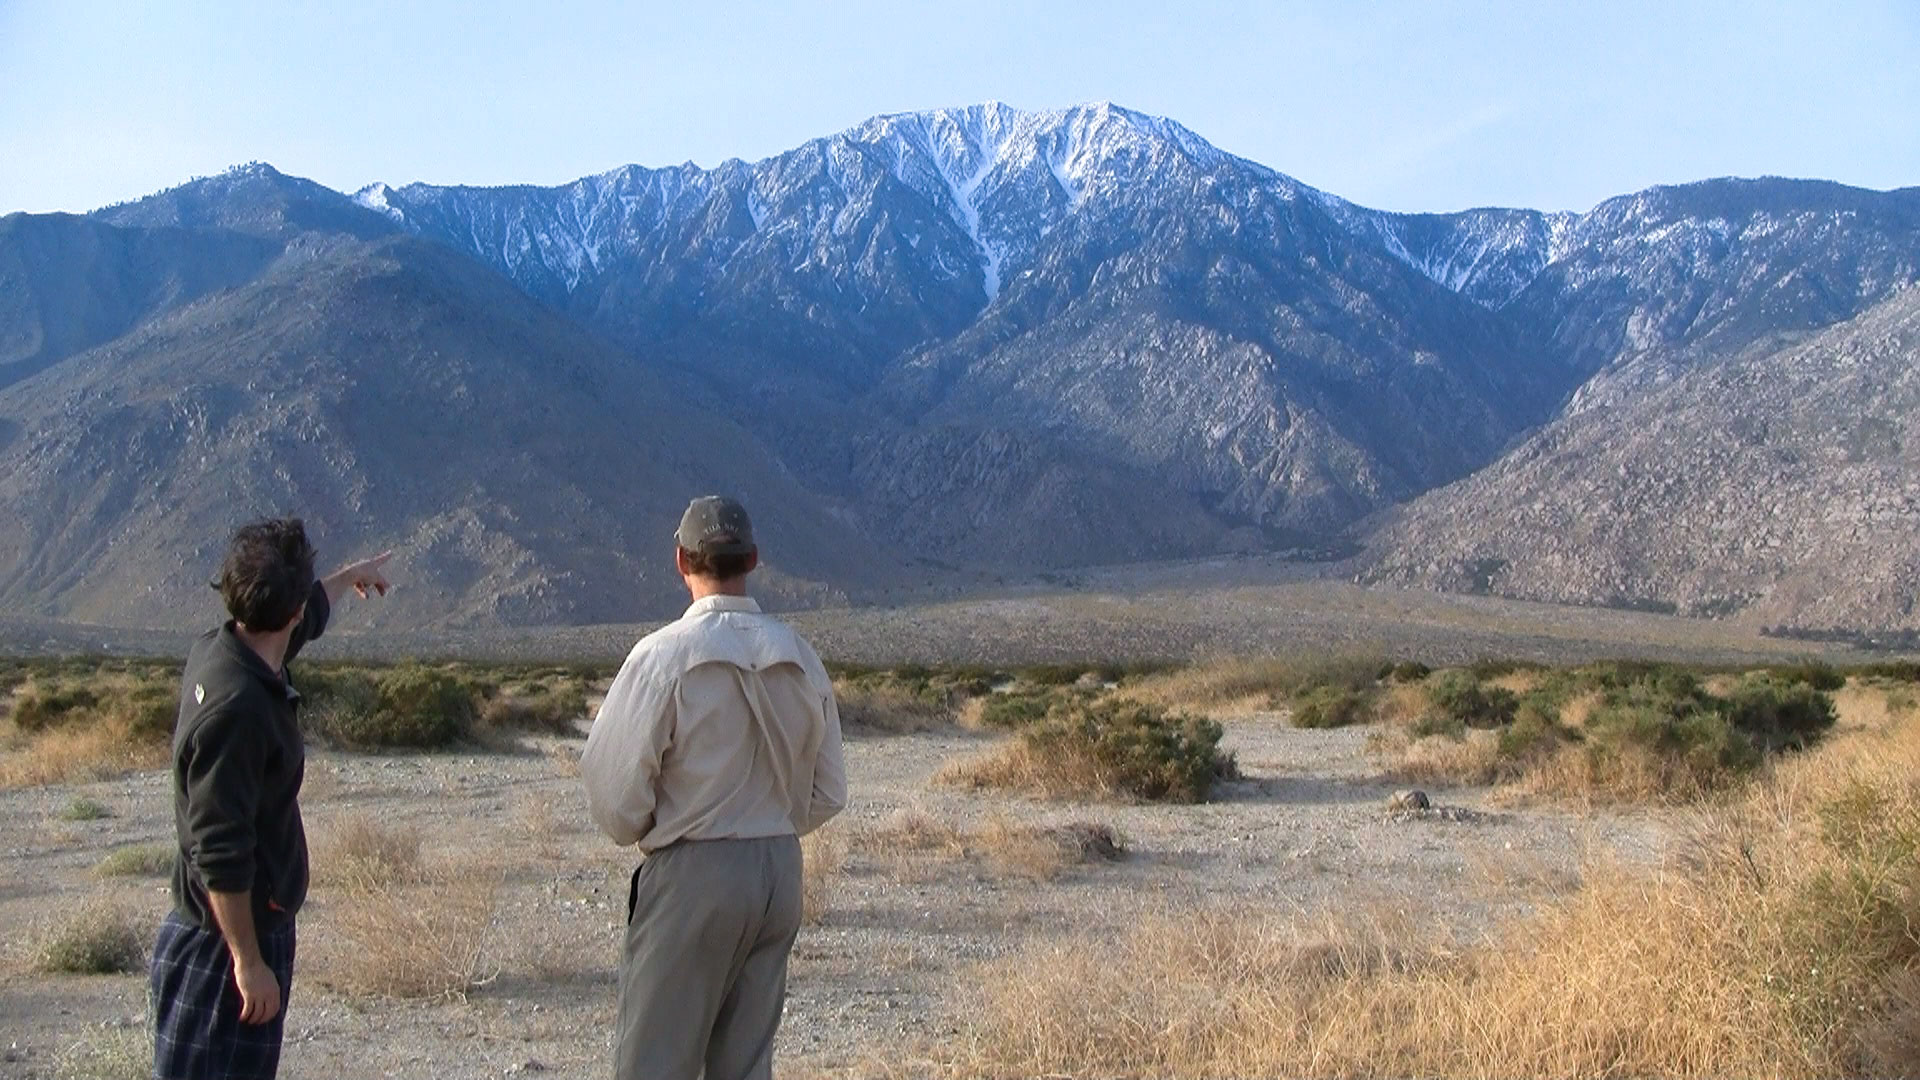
[580, 650, 676, 846]
[284, 579, 330, 665]
[801, 687, 847, 836]
[181, 704, 266, 894]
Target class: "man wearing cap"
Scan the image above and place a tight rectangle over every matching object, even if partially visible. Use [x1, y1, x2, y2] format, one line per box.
[582, 495, 847, 1080]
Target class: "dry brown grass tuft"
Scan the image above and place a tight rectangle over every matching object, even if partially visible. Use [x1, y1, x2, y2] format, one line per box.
[801, 826, 846, 925]
[546, 743, 584, 777]
[0, 716, 169, 788]
[956, 691, 1920, 1079]
[833, 681, 954, 735]
[1373, 727, 1502, 787]
[312, 813, 421, 887]
[52, 1026, 148, 1080]
[305, 855, 501, 1000]
[1505, 741, 1711, 805]
[975, 816, 1127, 880]
[1122, 656, 1308, 713]
[937, 736, 1107, 799]
[855, 809, 1125, 882]
[860, 808, 968, 857]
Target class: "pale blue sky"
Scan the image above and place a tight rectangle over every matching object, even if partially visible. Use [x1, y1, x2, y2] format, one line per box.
[2, 0, 1915, 216]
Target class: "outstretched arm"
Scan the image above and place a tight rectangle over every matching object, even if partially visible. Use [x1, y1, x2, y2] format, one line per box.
[321, 551, 392, 605]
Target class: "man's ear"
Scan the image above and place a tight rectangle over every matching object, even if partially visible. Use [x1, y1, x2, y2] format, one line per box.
[281, 602, 306, 632]
[674, 546, 692, 577]
[744, 550, 759, 574]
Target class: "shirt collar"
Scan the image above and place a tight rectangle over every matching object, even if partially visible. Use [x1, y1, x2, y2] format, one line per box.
[214, 621, 296, 698]
[682, 594, 761, 619]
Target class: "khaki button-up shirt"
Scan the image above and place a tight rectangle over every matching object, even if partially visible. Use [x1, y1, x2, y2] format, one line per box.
[581, 594, 847, 851]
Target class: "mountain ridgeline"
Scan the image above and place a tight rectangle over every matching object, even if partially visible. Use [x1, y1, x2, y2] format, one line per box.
[2, 102, 1916, 630]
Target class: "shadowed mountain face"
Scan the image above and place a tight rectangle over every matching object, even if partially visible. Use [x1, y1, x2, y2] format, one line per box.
[0, 213, 281, 390]
[0, 234, 893, 628]
[1, 105, 1917, 629]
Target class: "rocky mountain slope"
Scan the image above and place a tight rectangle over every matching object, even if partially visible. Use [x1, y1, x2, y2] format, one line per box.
[2, 103, 1917, 629]
[0, 233, 893, 627]
[1363, 286, 1920, 629]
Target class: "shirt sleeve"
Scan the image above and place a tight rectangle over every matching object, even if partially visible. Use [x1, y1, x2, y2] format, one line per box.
[284, 579, 330, 664]
[801, 687, 847, 835]
[182, 704, 267, 894]
[580, 651, 677, 846]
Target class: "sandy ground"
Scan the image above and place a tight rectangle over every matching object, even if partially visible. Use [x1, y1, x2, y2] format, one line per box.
[0, 713, 1681, 1079]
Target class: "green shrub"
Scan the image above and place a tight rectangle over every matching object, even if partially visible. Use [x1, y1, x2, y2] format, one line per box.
[301, 664, 475, 749]
[1581, 679, 1761, 783]
[1856, 660, 1920, 683]
[1290, 686, 1374, 729]
[480, 679, 588, 733]
[1026, 699, 1235, 803]
[1387, 661, 1432, 684]
[59, 797, 113, 821]
[34, 903, 146, 974]
[94, 843, 175, 877]
[11, 683, 101, 732]
[1721, 676, 1837, 752]
[1427, 671, 1518, 729]
[1766, 662, 1847, 692]
[977, 689, 1070, 730]
[1496, 703, 1573, 761]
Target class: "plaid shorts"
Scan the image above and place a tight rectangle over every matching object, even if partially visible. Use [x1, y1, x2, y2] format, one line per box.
[150, 910, 297, 1080]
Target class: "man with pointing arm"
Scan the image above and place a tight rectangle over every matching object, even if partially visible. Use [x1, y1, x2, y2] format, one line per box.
[152, 518, 390, 1080]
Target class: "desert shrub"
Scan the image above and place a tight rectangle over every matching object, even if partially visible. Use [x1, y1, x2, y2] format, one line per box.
[34, 900, 146, 974]
[302, 664, 474, 749]
[1765, 661, 1847, 692]
[1379, 661, 1843, 802]
[1386, 661, 1431, 683]
[94, 843, 174, 877]
[1495, 702, 1572, 762]
[975, 688, 1073, 730]
[478, 679, 588, 734]
[801, 827, 845, 925]
[1722, 676, 1838, 752]
[1284, 655, 1388, 698]
[834, 678, 956, 734]
[1290, 686, 1373, 729]
[1856, 660, 1920, 683]
[975, 817, 1129, 880]
[9, 665, 176, 742]
[316, 814, 422, 887]
[306, 862, 499, 999]
[59, 796, 113, 821]
[1425, 671, 1518, 730]
[957, 699, 1920, 1078]
[947, 698, 1234, 803]
[11, 682, 101, 732]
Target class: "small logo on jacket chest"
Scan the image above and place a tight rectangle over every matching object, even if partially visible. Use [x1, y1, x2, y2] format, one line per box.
[194, 684, 204, 705]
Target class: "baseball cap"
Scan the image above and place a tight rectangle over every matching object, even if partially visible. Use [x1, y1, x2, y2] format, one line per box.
[675, 495, 756, 556]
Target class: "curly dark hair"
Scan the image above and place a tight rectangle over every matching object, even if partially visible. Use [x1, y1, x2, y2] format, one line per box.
[216, 518, 316, 630]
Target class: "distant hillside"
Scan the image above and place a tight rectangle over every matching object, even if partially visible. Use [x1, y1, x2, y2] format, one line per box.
[1362, 286, 1920, 631]
[0, 233, 893, 627]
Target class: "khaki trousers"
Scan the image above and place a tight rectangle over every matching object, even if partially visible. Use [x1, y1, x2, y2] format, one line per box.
[618, 835, 803, 1080]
